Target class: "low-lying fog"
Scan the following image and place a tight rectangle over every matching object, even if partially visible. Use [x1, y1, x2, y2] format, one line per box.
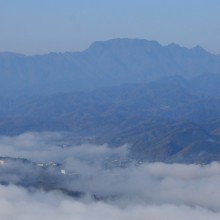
[0, 132, 220, 220]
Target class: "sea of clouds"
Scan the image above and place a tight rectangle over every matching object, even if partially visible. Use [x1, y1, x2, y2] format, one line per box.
[0, 132, 220, 220]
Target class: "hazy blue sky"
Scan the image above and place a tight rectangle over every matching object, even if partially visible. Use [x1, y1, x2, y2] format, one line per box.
[1, 0, 220, 54]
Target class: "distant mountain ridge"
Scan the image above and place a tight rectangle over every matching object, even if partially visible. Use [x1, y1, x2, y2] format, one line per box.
[1, 38, 220, 95]
[1, 39, 220, 163]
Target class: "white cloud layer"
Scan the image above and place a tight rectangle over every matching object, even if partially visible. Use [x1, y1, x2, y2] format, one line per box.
[1, 184, 220, 220]
[0, 132, 220, 219]
[0, 132, 128, 163]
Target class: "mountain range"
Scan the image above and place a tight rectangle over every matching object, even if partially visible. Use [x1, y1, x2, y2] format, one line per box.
[1, 38, 220, 163]
[1, 38, 220, 95]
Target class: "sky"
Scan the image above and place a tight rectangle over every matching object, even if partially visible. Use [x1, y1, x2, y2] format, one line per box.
[0, 0, 220, 55]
